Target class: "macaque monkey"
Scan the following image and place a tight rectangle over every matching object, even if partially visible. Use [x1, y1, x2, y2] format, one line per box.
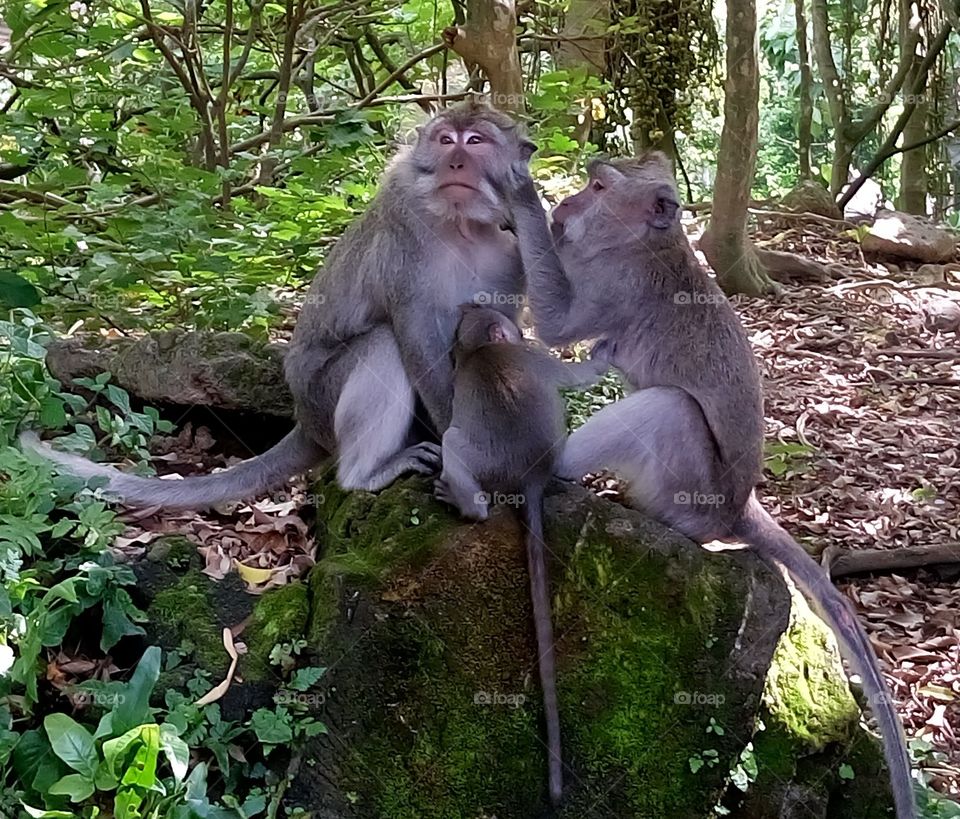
[506, 154, 916, 818]
[24, 103, 535, 508]
[436, 304, 608, 806]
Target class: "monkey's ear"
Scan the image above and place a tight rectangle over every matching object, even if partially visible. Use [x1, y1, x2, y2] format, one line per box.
[648, 185, 680, 229]
[488, 319, 522, 344]
[519, 139, 537, 160]
[488, 322, 508, 343]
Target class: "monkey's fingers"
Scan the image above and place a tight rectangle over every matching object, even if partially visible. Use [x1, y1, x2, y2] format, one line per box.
[433, 477, 452, 502]
[408, 441, 442, 474]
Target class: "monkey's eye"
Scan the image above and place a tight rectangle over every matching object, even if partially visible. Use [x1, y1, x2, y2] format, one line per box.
[466, 134, 484, 145]
[439, 134, 455, 145]
[591, 180, 605, 192]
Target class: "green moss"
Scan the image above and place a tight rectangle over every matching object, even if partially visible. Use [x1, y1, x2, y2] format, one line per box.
[828, 730, 896, 818]
[315, 476, 455, 583]
[146, 535, 197, 569]
[305, 567, 338, 645]
[147, 569, 225, 673]
[744, 585, 895, 817]
[764, 586, 859, 748]
[552, 517, 750, 816]
[241, 582, 309, 681]
[346, 617, 545, 818]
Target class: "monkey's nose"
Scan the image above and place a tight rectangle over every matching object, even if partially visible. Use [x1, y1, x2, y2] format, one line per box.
[449, 161, 464, 170]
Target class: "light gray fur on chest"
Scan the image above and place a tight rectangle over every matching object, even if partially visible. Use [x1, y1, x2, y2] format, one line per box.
[426, 228, 523, 309]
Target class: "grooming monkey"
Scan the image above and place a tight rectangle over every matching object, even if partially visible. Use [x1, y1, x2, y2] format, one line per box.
[436, 304, 608, 806]
[24, 103, 535, 507]
[506, 153, 916, 818]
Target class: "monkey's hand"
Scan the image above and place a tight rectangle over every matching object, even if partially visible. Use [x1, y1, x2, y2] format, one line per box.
[508, 158, 534, 192]
[486, 158, 535, 201]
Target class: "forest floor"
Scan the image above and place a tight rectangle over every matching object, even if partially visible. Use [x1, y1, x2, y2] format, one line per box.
[89, 211, 960, 801]
[732, 214, 960, 798]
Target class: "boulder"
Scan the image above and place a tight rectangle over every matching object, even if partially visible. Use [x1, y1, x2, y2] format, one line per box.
[289, 479, 894, 817]
[862, 210, 957, 264]
[780, 181, 842, 220]
[45, 329, 292, 417]
[129, 479, 897, 817]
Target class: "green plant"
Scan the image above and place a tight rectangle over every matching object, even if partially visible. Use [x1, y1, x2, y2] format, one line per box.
[763, 441, 815, 478]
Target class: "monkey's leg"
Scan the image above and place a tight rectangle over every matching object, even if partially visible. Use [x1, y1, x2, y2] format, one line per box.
[435, 427, 489, 521]
[559, 387, 721, 540]
[333, 327, 442, 491]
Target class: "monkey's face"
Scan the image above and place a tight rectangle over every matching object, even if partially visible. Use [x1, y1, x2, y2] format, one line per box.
[410, 107, 534, 225]
[551, 154, 680, 254]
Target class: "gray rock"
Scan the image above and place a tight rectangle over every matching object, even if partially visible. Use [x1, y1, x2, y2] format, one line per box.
[45, 330, 293, 417]
[862, 210, 957, 264]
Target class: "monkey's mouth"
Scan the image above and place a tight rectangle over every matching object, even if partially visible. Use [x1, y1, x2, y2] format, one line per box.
[439, 182, 478, 194]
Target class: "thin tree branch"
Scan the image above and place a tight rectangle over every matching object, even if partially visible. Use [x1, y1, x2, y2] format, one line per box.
[839, 20, 952, 208]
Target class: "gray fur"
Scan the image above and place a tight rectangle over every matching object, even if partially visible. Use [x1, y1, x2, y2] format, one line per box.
[509, 154, 916, 818]
[25, 103, 531, 509]
[435, 306, 608, 807]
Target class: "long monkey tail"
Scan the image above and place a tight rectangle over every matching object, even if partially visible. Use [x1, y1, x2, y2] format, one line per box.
[20, 426, 325, 511]
[732, 495, 916, 819]
[522, 485, 563, 806]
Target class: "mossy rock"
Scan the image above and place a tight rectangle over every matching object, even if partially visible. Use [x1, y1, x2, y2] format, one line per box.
[289, 478, 895, 818]
[45, 329, 292, 416]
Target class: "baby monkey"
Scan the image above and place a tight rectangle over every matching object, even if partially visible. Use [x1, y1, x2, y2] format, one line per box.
[435, 304, 608, 806]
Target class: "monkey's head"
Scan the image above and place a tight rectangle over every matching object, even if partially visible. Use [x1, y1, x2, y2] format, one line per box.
[455, 304, 523, 353]
[551, 151, 681, 254]
[408, 101, 536, 224]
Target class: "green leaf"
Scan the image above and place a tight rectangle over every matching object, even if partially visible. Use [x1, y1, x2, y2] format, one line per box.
[48, 771, 96, 801]
[250, 707, 293, 745]
[159, 723, 189, 784]
[114, 786, 145, 819]
[43, 713, 98, 778]
[288, 666, 326, 691]
[838, 763, 855, 780]
[0, 270, 41, 308]
[103, 725, 146, 776]
[101, 598, 146, 651]
[39, 397, 68, 429]
[45, 579, 79, 604]
[22, 808, 77, 818]
[119, 725, 159, 788]
[104, 385, 132, 415]
[111, 646, 161, 735]
[13, 729, 63, 793]
[95, 758, 119, 791]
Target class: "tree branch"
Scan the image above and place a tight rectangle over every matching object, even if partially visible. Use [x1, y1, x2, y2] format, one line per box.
[839, 20, 952, 208]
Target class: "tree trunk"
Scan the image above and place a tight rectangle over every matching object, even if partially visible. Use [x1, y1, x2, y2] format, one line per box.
[795, 0, 814, 179]
[702, 0, 775, 296]
[810, 0, 851, 196]
[443, 0, 525, 112]
[898, 44, 929, 213]
[554, 0, 608, 144]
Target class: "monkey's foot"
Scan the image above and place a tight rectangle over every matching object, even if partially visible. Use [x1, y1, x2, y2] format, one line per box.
[404, 442, 442, 475]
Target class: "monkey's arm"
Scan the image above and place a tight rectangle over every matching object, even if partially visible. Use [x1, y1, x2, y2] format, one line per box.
[511, 178, 610, 347]
[391, 304, 456, 432]
[549, 357, 610, 389]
